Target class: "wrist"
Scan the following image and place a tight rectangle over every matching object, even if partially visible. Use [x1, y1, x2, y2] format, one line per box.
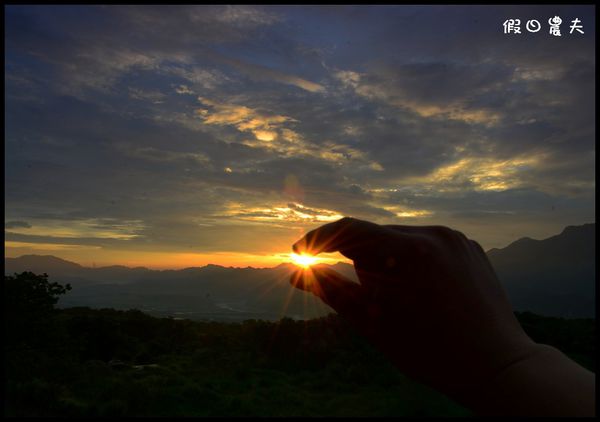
[444, 336, 544, 409]
[467, 343, 595, 416]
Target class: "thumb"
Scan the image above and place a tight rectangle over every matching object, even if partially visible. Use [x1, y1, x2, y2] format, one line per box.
[290, 265, 368, 326]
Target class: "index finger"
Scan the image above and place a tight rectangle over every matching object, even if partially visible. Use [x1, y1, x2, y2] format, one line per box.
[292, 217, 399, 260]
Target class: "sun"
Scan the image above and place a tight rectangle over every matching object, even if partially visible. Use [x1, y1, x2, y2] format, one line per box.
[290, 253, 318, 268]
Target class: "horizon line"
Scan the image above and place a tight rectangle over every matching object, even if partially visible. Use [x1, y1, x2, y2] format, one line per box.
[5, 222, 594, 271]
[4, 253, 352, 271]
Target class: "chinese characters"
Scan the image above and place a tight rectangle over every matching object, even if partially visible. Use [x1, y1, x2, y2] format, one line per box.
[503, 17, 584, 35]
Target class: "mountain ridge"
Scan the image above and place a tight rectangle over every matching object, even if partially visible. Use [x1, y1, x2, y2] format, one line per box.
[5, 223, 595, 318]
[8, 222, 594, 272]
[486, 223, 594, 318]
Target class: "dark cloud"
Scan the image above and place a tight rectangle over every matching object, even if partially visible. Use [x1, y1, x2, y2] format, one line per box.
[5, 221, 32, 229]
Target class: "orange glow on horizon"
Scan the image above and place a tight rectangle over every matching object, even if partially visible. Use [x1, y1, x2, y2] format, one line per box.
[5, 241, 350, 270]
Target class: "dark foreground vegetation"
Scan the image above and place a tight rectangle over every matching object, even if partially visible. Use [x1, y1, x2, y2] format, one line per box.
[5, 272, 596, 416]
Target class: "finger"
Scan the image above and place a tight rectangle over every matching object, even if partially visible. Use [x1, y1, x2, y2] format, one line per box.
[384, 224, 415, 233]
[293, 217, 395, 260]
[290, 268, 311, 291]
[470, 239, 485, 254]
[385, 224, 457, 236]
[290, 265, 368, 324]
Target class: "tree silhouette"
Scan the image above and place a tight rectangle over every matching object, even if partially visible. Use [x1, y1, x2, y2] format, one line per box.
[4, 272, 71, 348]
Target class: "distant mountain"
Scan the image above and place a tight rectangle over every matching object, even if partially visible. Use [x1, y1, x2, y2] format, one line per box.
[5, 255, 152, 286]
[487, 223, 595, 318]
[4, 223, 595, 319]
[5, 254, 83, 274]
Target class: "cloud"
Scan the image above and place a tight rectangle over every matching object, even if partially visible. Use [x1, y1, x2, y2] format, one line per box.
[165, 65, 229, 90]
[196, 97, 384, 171]
[197, 97, 295, 141]
[116, 143, 211, 166]
[5, 221, 32, 229]
[206, 52, 326, 93]
[217, 202, 344, 223]
[4, 5, 279, 99]
[175, 85, 194, 95]
[401, 155, 543, 192]
[4, 5, 594, 260]
[6, 218, 145, 240]
[128, 87, 166, 103]
[335, 61, 509, 126]
[334, 70, 362, 89]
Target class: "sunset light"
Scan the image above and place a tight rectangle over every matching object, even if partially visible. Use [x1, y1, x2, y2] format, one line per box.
[4, 4, 594, 272]
[4, 5, 595, 418]
[290, 253, 319, 269]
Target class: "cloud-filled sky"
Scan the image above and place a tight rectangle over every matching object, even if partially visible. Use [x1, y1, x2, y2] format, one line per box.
[5, 5, 595, 268]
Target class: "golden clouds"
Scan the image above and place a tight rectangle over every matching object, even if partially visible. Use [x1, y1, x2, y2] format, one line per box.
[6, 219, 145, 240]
[355, 82, 501, 126]
[221, 202, 344, 224]
[404, 103, 501, 126]
[412, 155, 541, 192]
[368, 154, 543, 196]
[197, 97, 293, 143]
[197, 97, 384, 170]
[336, 67, 501, 126]
[381, 206, 434, 218]
[253, 130, 277, 142]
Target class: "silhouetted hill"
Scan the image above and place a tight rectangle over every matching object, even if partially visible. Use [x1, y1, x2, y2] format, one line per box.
[487, 223, 595, 318]
[5, 255, 152, 286]
[6, 254, 83, 274]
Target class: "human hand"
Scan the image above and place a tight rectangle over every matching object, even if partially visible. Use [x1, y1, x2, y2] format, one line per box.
[290, 217, 542, 406]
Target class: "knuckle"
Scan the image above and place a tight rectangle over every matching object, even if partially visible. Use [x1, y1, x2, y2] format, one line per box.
[453, 229, 468, 242]
[339, 216, 371, 232]
[339, 216, 356, 225]
[430, 225, 456, 239]
[470, 239, 484, 253]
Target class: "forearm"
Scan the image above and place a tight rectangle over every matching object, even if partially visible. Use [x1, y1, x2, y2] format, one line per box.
[469, 343, 596, 416]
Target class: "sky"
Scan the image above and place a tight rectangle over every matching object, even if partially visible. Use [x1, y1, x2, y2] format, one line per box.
[4, 5, 595, 269]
